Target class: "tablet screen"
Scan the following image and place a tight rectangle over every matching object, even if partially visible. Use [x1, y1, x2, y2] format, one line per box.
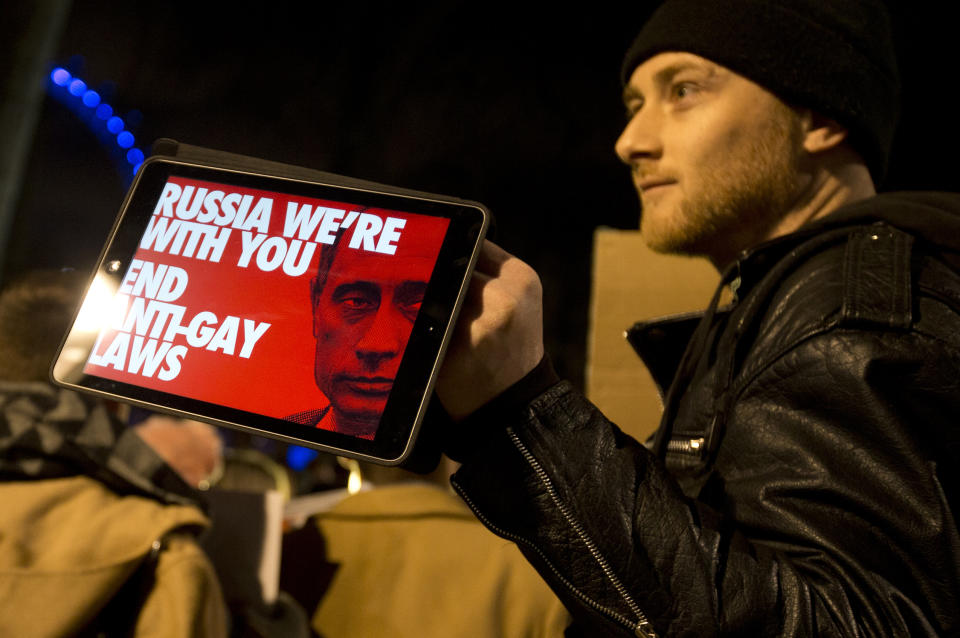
[54, 158, 486, 463]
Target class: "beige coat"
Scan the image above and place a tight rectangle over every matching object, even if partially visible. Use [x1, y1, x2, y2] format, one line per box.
[0, 475, 227, 637]
[312, 483, 570, 637]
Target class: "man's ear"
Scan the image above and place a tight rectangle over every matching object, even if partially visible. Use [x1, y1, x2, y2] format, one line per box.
[800, 110, 848, 154]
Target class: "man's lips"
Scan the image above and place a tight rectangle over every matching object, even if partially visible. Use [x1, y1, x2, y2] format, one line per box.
[338, 376, 395, 395]
[636, 177, 677, 192]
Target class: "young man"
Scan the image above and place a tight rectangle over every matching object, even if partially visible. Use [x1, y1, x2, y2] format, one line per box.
[435, 1, 960, 635]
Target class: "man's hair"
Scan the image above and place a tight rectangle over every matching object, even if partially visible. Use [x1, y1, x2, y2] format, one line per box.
[0, 269, 86, 382]
[309, 229, 346, 311]
[622, 0, 900, 183]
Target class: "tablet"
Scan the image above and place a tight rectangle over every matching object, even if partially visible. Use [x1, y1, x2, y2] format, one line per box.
[52, 154, 488, 465]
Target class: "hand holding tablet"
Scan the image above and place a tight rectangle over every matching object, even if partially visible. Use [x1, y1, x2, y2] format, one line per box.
[53, 145, 488, 465]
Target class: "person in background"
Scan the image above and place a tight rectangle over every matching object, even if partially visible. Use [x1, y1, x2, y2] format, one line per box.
[0, 269, 228, 637]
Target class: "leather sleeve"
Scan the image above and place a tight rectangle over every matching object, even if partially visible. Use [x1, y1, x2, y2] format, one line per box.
[450, 325, 960, 636]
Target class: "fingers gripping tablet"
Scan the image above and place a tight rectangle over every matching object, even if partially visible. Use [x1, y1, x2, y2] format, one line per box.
[52, 145, 488, 465]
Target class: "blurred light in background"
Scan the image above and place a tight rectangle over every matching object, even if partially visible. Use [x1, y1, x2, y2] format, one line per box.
[47, 66, 146, 182]
[286, 445, 320, 471]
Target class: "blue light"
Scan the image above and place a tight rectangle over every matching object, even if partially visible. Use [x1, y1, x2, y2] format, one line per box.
[46, 61, 150, 186]
[68, 79, 86, 96]
[286, 445, 319, 471]
[117, 131, 134, 148]
[82, 90, 100, 107]
[51, 68, 71, 86]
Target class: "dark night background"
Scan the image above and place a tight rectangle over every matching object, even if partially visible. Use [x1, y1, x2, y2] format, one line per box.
[1, 0, 957, 389]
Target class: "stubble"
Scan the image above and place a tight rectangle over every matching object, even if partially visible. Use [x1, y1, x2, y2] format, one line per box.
[643, 101, 805, 262]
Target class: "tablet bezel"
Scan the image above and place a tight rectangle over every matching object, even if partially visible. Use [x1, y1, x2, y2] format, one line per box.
[51, 156, 488, 465]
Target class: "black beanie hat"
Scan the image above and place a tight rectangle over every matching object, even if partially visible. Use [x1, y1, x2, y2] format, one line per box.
[621, 0, 900, 183]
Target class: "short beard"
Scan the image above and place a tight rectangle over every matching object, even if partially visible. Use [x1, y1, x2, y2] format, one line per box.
[644, 102, 805, 262]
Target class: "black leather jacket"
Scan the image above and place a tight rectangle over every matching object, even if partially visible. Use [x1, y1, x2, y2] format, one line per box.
[448, 193, 960, 637]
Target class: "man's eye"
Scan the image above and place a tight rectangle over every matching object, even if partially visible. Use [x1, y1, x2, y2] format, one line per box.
[672, 83, 699, 101]
[394, 282, 427, 322]
[398, 301, 421, 323]
[341, 296, 375, 310]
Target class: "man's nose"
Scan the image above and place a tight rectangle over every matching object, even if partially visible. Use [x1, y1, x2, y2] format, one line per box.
[355, 304, 406, 367]
[614, 106, 663, 164]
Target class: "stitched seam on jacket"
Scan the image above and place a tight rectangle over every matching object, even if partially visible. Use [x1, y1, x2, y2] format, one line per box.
[725, 320, 840, 406]
[451, 481, 644, 635]
[505, 426, 654, 636]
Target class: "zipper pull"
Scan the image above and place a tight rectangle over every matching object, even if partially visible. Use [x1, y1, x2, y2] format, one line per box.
[729, 273, 741, 303]
[666, 436, 705, 457]
[635, 619, 659, 637]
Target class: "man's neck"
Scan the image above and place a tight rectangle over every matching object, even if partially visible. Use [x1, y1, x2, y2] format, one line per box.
[769, 160, 876, 242]
[709, 155, 876, 269]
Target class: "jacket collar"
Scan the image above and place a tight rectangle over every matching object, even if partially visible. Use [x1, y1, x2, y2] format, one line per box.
[628, 191, 960, 392]
[0, 381, 202, 508]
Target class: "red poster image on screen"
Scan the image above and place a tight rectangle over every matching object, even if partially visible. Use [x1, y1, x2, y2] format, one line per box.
[83, 176, 450, 440]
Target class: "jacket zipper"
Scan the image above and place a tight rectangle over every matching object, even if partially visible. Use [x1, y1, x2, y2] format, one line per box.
[506, 429, 659, 637]
[666, 437, 705, 457]
[453, 484, 658, 638]
[457, 427, 660, 637]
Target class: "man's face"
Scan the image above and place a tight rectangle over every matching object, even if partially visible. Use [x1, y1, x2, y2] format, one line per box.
[615, 52, 806, 265]
[312, 245, 433, 437]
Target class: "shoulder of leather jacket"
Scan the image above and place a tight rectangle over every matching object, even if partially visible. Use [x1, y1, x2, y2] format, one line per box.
[731, 223, 960, 391]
